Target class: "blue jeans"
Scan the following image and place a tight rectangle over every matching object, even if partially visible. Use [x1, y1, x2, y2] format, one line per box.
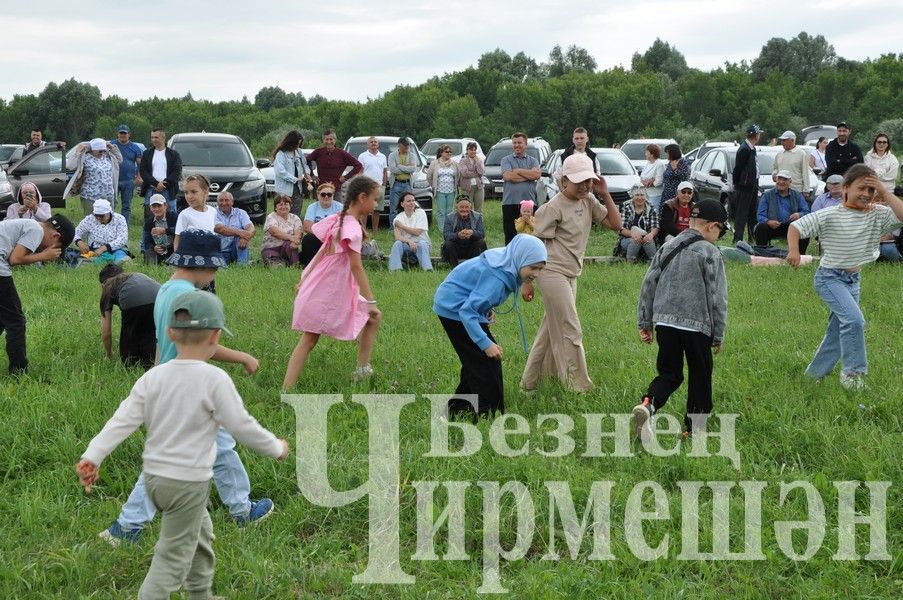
[619, 236, 657, 260]
[388, 181, 411, 228]
[141, 189, 173, 252]
[117, 180, 136, 224]
[879, 240, 902, 262]
[434, 191, 455, 230]
[221, 237, 250, 265]
[91, 249, 130, 264]
[388, 240, 432, 271]
[117, 428, 252, 529]
[805, 267, 867, 379]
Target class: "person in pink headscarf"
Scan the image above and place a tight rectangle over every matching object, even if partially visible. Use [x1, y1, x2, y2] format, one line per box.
[6, 182, 51, 222]
[514, 199, 536, 235]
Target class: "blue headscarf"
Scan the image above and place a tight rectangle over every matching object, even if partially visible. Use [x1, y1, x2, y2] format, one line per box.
[481, 234, 547, 282]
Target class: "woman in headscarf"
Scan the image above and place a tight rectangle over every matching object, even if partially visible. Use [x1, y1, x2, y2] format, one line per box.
[64, 138, 123, 216]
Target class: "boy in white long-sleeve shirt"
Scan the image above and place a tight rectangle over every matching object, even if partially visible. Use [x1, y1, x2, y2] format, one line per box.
[77, 290, 289, 600]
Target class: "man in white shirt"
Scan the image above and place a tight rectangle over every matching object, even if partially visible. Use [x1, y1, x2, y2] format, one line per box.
[772, 131, 810, 200]
[213, 191, 255, 265]
[357, 137, 389, 233]
[139, 128, 182, 251]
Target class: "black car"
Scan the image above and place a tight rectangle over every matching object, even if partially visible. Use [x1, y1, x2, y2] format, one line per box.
[0, 144, 70, 220]
[168, 133, 267, 223]
[0, 144, 25, 168]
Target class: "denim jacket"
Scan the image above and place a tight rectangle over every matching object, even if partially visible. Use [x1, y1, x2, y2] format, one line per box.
[637, 229, 728, 343]
[274, 149, 308, 196]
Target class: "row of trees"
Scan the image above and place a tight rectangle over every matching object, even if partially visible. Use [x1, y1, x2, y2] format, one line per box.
[1, 35, 901, 159]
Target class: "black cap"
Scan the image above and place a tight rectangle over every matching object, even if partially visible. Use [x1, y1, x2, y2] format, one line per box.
[47, 213, 75, 249]
[836, 121, 851, 129]
[690, 199, 727, 225]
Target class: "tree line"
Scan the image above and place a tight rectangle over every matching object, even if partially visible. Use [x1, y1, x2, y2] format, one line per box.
[1, 34, 901, 159]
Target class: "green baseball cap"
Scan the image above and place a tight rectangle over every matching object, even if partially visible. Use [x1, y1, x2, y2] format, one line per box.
[169, 290, 233, 336]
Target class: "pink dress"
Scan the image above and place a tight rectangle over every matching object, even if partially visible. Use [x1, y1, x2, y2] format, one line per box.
[291, 213, 370, 340]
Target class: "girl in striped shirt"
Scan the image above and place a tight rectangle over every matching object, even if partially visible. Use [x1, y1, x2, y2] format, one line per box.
[787, 164, 903, 391]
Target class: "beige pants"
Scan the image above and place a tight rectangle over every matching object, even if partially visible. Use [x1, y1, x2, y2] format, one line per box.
[520, 269, 593, 392]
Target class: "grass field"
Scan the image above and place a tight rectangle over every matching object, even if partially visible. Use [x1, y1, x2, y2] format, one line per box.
[0, 197, 900, 599]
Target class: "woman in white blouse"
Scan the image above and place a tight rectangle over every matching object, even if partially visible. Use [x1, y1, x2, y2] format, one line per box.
[389, 192, 432, 271]
[640, 144, 665, 209]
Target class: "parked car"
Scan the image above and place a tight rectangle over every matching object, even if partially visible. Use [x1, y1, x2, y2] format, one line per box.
[620, 138, 678, 175]
[483, 137, 553, 204]
[0, 143, 70, 220]
[684, 141, 738, 168]
[343, 136, 433, 225]
[690, 146, 825, 216]
[802, 125, 836, 146]
[168, 132, 267, 223]
[257, 149, 314, 197]
[0, 144, 25, 168]
[541, 148, 641, 207]
[421, 138, 485, 166]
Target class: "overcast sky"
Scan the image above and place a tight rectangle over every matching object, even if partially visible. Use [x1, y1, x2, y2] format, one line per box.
[3, 0, 900, 103]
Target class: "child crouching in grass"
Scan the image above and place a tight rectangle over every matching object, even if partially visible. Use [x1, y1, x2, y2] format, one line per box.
[78, 290, 289, 599]
[634, 199, 729, 441]
[788, 164, 903, 391]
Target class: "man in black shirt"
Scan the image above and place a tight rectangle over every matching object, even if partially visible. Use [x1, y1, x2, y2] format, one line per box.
[823, 121, 864, 180]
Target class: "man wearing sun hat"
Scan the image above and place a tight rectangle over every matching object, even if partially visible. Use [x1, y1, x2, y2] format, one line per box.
[110, 124, 144, 224]
[772, 130, 810, 200]
[754, 170, 810, 252]
[0, 213, 74, 374]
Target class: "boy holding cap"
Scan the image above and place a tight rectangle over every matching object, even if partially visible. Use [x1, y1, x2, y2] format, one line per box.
[143, 193, 177, 264]
[634, 199, 729, 441]
[0, 214, 74, 374]
[99, 229, 274, 545]
[78, 289, 289, 599]
[74, 199, 130, 264]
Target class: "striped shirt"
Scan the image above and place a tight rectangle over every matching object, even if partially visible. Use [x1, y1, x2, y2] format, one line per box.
[791, 205, 902, 269]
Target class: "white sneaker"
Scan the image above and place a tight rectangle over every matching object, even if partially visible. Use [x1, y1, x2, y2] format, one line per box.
[632, 397, 655, 443]
[352, 364, 374, 382]
[840, 372, 867, 391]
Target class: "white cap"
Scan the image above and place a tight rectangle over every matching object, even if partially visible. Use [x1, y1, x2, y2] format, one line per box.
[776, 170, 793, 180]
[89, 138, 107, 152]
[92, 199, 112, 215]
[149, 193, 167, 206]
[778, 130, 796, 141]
[560, 154, 599, 183]
[677, 181, 694, 192]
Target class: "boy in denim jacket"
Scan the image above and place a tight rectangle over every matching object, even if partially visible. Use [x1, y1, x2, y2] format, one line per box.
[633, 199, 729, 441]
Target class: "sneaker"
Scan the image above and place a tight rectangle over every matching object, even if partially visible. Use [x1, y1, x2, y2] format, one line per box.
[632, 396, 655, 443]
[735, 240, 755, 255]
[352, 364, 374, 382]
[98, 521, 142, 547]
[840, 372, 867, 391]
[234, 498, 275, 527]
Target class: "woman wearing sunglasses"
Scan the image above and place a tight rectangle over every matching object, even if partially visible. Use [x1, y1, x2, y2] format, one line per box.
[299, 183, 344, 266]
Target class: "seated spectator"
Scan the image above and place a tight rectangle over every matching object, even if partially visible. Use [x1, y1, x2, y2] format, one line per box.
[74, 199, 130, 264]
[877, 193, 903, 262]
[98, 264, 160, 369]
[300, 183, 343, 266]
[389, 192, 432, 271]
[143, 194, 177, 265]
[617, 185, 660, 262]
[6, 182, 50, 221]
[213, 191, 255, 265]
[261, 194, 302, 267]
[441, 197, 486, 267]
[658, 181, 695, 244]
[754, 170, 810, 252]
[810, 174, 844, 212]
[514, 199, 535, 235]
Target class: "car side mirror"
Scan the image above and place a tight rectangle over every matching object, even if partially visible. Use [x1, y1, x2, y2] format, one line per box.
[709, 168, 722, 178]
[10, 168, 27, 177]
[256, 159, 271, 168]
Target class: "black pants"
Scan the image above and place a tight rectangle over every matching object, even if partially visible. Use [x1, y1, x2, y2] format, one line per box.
[754, 222, 809, 253]
[120, 304, 157, 370]
[502, 204, 521, 245]
[442, 238, 487, 267]
[438, 316, 504, 419]
[0, 276, 27, 374]
[646, 325, 713, 432]
[299, 233, 322, 267]
[732, 187, 758, 243]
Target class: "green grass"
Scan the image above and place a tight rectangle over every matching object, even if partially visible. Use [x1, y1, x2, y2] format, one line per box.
[0, 198, 901, 599]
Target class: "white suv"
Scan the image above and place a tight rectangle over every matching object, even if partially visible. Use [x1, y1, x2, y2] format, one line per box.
[620, 138, 678, 175]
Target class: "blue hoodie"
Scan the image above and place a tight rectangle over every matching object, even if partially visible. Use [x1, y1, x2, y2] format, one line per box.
[433, 235, 547, 350]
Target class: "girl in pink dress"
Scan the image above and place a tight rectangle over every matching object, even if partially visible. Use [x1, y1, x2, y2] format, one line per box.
[283, 176, 383, 389]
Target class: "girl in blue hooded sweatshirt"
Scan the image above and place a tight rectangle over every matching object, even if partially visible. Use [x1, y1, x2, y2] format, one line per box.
[433, 234, 547, 419]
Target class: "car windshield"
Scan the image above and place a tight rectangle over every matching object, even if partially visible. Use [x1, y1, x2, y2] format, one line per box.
[756, 153, 776, 173]
[485, 146, 540, 166]
[344, 140, 422, 166]
[620, 143, 651, 161]
[0, 146, 19, 161]
[596, 153, 636, 176]
[171, 140, 252, 168]
[422, 141, 464, 156]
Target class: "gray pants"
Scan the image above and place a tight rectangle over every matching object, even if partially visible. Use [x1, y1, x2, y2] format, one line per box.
[139, 475, 214, 600]
[619, 236, 657, 260]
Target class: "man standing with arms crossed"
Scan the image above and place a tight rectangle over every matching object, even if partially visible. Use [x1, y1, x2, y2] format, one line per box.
[501, 132, 541, 244]
[387, 137, 417, 228]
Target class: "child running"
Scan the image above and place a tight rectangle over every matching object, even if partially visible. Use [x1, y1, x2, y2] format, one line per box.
[788, 164, 903, 391]
[634, 199, 729, 441]
[434, 234, 547, 419]
[78, 290, 289, 600]
[283, 175, 383, 388]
